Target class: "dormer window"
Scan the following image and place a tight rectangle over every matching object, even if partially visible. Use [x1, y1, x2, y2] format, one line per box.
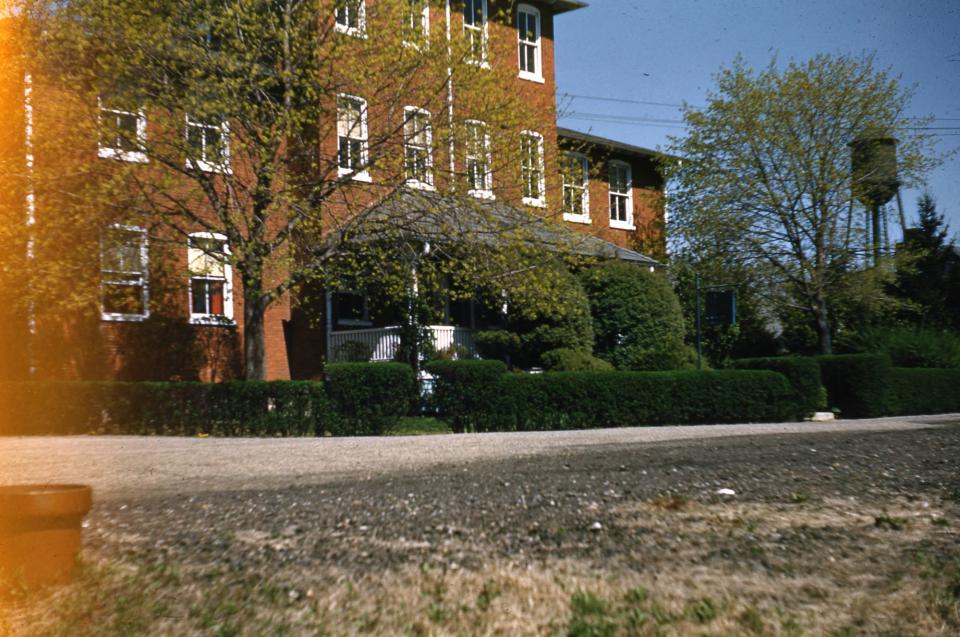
[98, 98, 147, 163]
[335, 0, 365, 37]
[517, 5, 543, 82]
[463, 0, 488, 65]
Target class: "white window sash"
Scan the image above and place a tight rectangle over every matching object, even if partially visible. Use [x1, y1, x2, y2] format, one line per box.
[100, 225, 150, 321]
[517, 5, 543, 82]
[404, 107, 434, 190]
[520, 131, 545, 207]
[465, 120, 493, 198]
[185, 116, 231, 174]
[335, 0, 366, 36]
[608, 161, 635, 229]
[403, 0, 430, 47]
[337, 94, 371, 182]
[463, 0, 488, 65]
[97, 98, 148, 163]
[563, 153, 590, 223]
[188, 232, 234, 324]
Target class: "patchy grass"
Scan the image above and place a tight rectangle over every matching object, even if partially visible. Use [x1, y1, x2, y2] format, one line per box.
[383, 417, 452, 437]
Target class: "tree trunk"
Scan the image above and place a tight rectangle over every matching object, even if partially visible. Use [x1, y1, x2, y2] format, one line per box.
[813, 297, 832, 355]
[243, 281, 267, 380]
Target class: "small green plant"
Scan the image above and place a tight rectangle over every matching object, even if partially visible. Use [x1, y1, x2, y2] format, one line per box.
[567, 590, 616, 637]
[874, 513, 908, 531]
[739, 607, 765, 634]
[476, 579, 500, 612]
[687, 598, 717, 624]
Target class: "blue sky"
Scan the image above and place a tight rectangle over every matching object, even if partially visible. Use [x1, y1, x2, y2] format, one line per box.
[554, 0, 960, 239]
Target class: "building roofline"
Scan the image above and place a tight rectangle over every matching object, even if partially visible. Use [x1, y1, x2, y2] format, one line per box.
[546, 1, 589, 15]
[557, 127, 680, 162]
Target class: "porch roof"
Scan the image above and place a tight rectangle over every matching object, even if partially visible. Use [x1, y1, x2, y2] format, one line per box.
[347, 190, 661, 267]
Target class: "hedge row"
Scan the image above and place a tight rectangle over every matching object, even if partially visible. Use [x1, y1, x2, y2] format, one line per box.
[890, 367, 960, 416]
[732, 356, 825, 418]
[427, 365, 794, 432]
[0, 363, 416, 437]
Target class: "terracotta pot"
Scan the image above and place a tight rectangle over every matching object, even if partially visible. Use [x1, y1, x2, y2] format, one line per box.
[0, 484, 93, 587]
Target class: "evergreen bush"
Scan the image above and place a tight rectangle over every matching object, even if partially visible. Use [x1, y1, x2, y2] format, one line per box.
[890, 368, 960, 415]
[424, 359, 508, 432]
[815, 353, 895, 418]
[324, 363, 418, 435]
[732, 356, 825, 418]
[541, 348, 614, 371]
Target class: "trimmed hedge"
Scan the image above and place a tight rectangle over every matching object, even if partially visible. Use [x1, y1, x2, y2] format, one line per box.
[0, 381, 334, 436]
[324, 363, 418, 435]
[425, 360, 508, 433]
[815, 353, 895, 418]
[732, 356, 825, 418]
[891, 368, 960, 416]
[540, 348, 614, 372]
[427, 367, 793, 432]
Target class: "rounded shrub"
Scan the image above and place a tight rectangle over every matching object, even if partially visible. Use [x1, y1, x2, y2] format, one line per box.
[580, 261, 691, 371]
[540, 348, 614, 371]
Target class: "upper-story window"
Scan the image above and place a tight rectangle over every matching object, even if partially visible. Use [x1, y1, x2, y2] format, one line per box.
[337, 94, 370, 182]
[186, 116, 230, 173]
[520, 131, 545, 207]
[335, 0, 366, 37]
[403, 0, 429, 46]
[608, 160, 634, 229]
[465, 120, 493, 198]
[188, 233, 234, 324]
[404, 107, 434, 189]
[562, 152, 590, 223]
[463, 0, 488, 65]
[517, 5, 543, 82]
[98, 98, 147, 163]
[101, 225, 149, 321]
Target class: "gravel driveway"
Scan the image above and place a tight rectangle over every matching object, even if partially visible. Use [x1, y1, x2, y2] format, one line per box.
[4, 415, 960, 636]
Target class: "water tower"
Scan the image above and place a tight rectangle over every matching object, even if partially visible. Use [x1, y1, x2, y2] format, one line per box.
[850, 133, 904, 265]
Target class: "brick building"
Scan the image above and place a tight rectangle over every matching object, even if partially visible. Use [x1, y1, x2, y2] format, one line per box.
[2, 0, 666, 381]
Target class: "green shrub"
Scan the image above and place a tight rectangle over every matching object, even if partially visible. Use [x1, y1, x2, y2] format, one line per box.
[732, 356, 825, 417]
[324, 363, 417, 435]
[580, 261, 690, 371]
[840, 325, 960, 368]
[541, 348, 613, 372]
[890, 368, 960, 415]
[425, 359, 508, 433]
[815, 354, 895, 418]
[0, 381, 334, 436]
[474, 330, 521, 362]
[467, 369, 792, 432]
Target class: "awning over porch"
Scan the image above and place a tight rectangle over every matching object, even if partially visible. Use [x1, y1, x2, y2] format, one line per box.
[334, 189, 662, 268]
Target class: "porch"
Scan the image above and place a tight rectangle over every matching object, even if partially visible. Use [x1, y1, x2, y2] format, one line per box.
[327, 325, 477, 363]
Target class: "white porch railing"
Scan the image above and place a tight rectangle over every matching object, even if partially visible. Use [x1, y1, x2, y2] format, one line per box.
[329, 325, 477, 362]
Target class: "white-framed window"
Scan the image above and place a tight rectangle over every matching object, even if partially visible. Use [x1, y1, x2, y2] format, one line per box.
[465, 120, 493, 198]
[562, 152, 590, 223]
[609, 160, 634, 229]
[185, 116, 230, 173]
[404, 107, 434, 189]
[101, 225, 149, 321]
[520, 130, 545, 207]
[188, 232, 234, 324]
[97, 99, 147, 163]
[517, 4, 542, 82]
[403, 0, 430, 47]
[335, 0, 366, 36]
[337, 94, 370, 182]
[463, 0, 488, 65]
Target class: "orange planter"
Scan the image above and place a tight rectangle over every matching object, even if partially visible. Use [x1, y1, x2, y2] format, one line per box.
[0, 484, 93, 587]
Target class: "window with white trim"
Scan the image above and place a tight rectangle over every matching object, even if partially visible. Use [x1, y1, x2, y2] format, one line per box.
[188, 233, 233, 324]
[186, 116, 230, 173]
[465, 120, 492, 197]
[463, 0, 488, 64]
[403, 0, 429, 46]
[404, 107, 433, 189]
[335, 0, 365, 36]
[517, 5, 542, 82]
[98, 99, 147, 163]
[101, 225, 149, 321]
[520, 131, 545, 207]
[608, 160, 634, 228]
[562, 152, 590, 223]
[337, 94, 369, 181]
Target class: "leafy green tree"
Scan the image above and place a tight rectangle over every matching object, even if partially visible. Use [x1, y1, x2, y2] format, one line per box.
[10, 0, 570, 379]
[665, 54, 939, 354]
[580, 261, 693, 371]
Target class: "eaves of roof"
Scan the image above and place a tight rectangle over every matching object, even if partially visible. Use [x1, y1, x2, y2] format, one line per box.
[546, 1, 589, 15]
[557, 127, 682, 163]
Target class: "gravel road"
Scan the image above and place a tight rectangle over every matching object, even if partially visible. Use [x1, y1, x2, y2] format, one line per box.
[4, 415, 960, 636]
